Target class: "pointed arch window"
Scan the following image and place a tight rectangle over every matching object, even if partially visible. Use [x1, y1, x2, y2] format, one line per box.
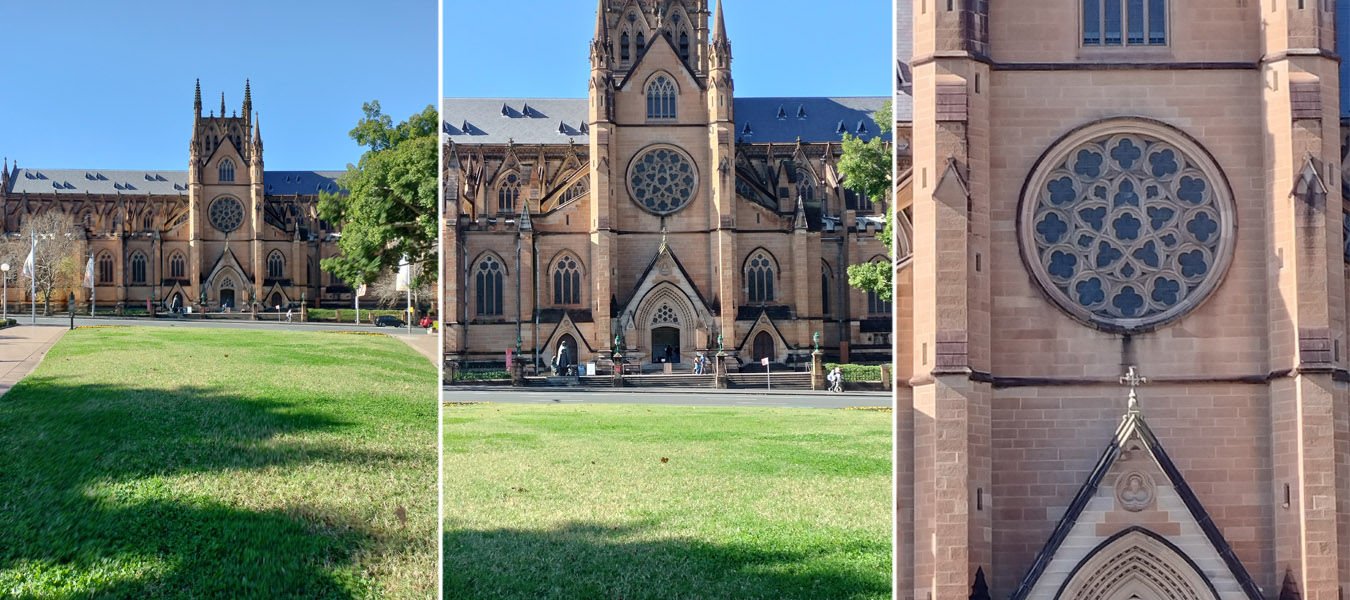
[553, 255, 582, 305]
[561, 178, 589, 204]
[797, 169, 816, 202]
[636, 31, 645, 53]
[219, 158, 235, 182]
[497, 173, 520, 214]
[267, 250, 285, 279]
[97, 252, 114, 284]
[130, 252, 147, 285]
[169, 251, 186, 279]
[746, 252, 775, 303]
[679, 31, 690, 61]
[621, 32, 631, 63]
[143, 213, 155, 232]
[476, 256, 504, 316]
[867, 284, 891, 315]
[646, 76, 677, 120]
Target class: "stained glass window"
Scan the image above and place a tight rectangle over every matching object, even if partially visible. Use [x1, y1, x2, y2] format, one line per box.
[629, 147, 697, 215]
[1023, 129, 1232, 331]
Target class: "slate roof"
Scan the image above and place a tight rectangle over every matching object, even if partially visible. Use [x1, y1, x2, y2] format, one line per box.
[442, 96, 892, 146]
[895, 0, 914, 121]
[5, 168, 344, 196]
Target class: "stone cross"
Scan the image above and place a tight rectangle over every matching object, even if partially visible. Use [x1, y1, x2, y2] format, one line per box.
[1119, 366, 1148, 414]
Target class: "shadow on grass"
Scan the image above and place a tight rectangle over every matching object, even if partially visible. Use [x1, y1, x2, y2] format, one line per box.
[0, 379, 404, 599]
[443, 521, 890, 600]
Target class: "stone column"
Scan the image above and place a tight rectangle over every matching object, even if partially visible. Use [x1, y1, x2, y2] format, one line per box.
[811, 349, 825, 391]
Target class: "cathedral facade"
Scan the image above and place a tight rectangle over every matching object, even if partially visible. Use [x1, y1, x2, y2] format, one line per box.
[896, 1, 1350, 600]
[441, 0, 892, 372]
[1, 81, 353, 312]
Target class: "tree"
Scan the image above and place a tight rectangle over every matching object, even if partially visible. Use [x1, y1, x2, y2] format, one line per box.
[318, 101, 438, 290]
[0, 211, 88, 315]
[839, 100, 895, 302]
[368, 263, 436, 314]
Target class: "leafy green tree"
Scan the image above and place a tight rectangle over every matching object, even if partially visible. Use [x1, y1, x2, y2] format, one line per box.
[840, 100, 894, 301]
[318, 101, 438, 288]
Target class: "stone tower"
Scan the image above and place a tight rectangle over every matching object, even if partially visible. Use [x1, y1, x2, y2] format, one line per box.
[900, 1, 1347, 599]
[188, 79, 263, 309]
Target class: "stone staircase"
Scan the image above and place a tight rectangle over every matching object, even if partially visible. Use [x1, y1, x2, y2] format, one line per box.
[620, 374, 716, 388]
[727, 372, 813, 391]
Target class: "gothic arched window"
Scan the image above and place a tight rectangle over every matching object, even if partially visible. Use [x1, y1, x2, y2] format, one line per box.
[646, 76, 676, 120]
[219, 158, 235, 182]
[1083, 0, 1166, 47]
[267, 250, 285, 279]
[169, 251, 186, 279]
[621, 32, 631, 63]
[679, 32, 690, 61]
[497, 173, 520, 214]
[553, 255, 582, 306]
[636, 31, 645, 53]
[130, 252, 147, 285]
[867, 263, 891, 315]
[561, 178, 588, 204]
[797, 169, 816, 202]
[746, 252, 775, 303]
[476, 256, 504, 316]
[97, 252, 114, 284]
[143, 213, 154, 232]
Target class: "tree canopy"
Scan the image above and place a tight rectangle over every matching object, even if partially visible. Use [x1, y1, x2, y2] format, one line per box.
[318, 101, 438, 288]
[840, 100, 895, 302]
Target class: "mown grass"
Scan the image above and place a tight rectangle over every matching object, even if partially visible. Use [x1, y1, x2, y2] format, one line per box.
[0, 327, 437, 599]
[443, 404, 892, 600]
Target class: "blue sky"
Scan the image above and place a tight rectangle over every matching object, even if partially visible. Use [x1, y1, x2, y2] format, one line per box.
[444, 0, 891, 99]
[3, 0, 436, 171]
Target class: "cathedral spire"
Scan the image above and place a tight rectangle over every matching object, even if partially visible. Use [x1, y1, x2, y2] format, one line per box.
[194, 79, 202, 116]
[242, 79, 252, 123]
[220, 92, 226, 119]
[593, 0, 608, 43]
[712, 0, 728, 44]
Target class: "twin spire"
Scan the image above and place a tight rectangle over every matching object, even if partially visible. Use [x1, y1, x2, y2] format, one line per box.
[193, 78, 255, 124]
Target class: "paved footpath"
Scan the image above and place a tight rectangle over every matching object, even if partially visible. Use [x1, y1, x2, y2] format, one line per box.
[392, 331, 439, 366]
[0, 325, 68, 398]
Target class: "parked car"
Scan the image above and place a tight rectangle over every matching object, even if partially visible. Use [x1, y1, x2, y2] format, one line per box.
[374, 316, 404, 328]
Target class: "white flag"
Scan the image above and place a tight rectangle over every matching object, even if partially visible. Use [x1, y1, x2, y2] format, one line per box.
[395, 257, 411, 292]
[20, 236, 34, 279]
[83, 257, 95, 288]
[356, 283, 368, 297]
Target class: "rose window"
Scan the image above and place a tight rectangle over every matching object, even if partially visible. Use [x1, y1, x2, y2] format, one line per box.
[209, 196, 244, 233]
[1020, 123, 1234, 331]
[628, 147, 697, 215]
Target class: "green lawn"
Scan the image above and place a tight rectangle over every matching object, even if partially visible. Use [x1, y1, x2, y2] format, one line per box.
[0, 327, 437, 599]
[443, 404, 892, 600]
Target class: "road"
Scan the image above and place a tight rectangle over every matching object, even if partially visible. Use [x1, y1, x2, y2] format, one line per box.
[20, 315, 419, 334]
[441, 386, 892, 409]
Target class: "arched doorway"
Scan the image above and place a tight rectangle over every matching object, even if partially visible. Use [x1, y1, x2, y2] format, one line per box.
[652, 327, 680, 364]
[220, 288, 236, 309]
[269, 292, 284, 310]
[170, 293, 184, 312]
[753, 331, 775, 363]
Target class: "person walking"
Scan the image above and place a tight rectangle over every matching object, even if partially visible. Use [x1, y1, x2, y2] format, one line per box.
[285, 308, 293, 324]
[828, 366, 844, 393]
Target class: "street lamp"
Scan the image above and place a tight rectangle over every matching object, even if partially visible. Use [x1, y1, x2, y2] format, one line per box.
[1, 263, 8, 322]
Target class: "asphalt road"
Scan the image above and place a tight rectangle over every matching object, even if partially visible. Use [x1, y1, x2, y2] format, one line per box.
[18, 314, 417, 334]
[441, 386, 892, 409]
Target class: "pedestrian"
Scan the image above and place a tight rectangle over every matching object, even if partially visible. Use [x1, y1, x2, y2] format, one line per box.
[693, 353, 704, 374]
[828, 366, 844, 393]
[664, 345, 674, 364]
[285, 308, 293, 323]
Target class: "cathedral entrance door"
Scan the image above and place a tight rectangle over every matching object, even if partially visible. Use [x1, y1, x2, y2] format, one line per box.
[220, 289, 235, 309]
[753, 331, 775, 363]
[652, 326, 680, 364]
